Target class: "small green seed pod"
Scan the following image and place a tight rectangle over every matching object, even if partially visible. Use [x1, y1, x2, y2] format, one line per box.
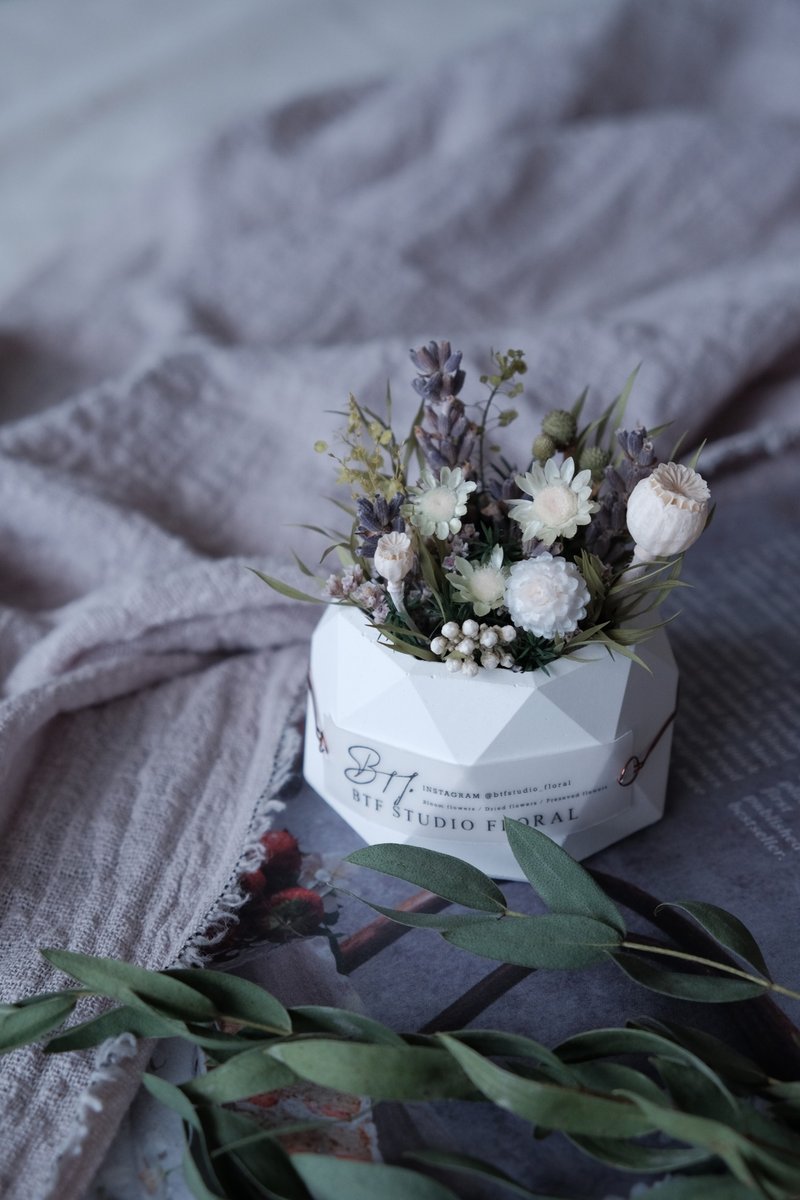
[541, 409, 577, 448]
[579, 445, 611, 482]
[532, 433, 557, 464]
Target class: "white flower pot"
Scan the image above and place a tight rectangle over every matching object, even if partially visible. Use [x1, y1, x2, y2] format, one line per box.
[303, 605, 678, 880]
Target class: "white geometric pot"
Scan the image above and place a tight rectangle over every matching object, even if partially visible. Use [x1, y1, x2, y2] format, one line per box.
[303, 605, 678, 880]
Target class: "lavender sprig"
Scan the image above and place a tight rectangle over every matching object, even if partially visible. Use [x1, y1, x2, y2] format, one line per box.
[585, 425, 657, 562]
[411, 341, 478, 472]
[355, 493, 406, 558]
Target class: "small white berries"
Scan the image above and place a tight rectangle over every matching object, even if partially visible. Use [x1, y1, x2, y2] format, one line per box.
[429, 619, 517, 677]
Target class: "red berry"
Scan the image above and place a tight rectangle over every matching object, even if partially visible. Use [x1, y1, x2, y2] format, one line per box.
[259, 829, 302, 887]
[265, 887, 324, 935]
[240, 869, 266, 893]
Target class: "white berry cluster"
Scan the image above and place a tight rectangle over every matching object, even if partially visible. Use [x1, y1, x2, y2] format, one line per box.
[430, 619, 517, 678]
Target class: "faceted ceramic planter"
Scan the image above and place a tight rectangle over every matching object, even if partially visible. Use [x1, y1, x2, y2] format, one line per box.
[303, 605, 678, 881]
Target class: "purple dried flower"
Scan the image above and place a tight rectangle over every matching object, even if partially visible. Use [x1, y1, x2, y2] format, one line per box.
[585, 426, 657, 563]
[351, 580, 390, 624]
[323, 564, 365, 598]
[410, 340, 478, 472]
[355, 493, 406, 557]
[409, 341, 465, 399]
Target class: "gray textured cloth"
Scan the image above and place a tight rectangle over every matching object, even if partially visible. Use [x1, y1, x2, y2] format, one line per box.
[2, 0, 800, 1196]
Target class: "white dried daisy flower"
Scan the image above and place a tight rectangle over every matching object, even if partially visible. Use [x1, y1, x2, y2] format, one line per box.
[446, 545, 508, 617]
[505, 553, 590, 639]
[407, 467, 476, 540]
[627, 462, 710, 563]
[373, 531, 414, 583]
[509, 457, 598, 546]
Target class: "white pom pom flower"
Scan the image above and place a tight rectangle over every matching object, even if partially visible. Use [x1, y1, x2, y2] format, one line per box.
[508, 457, 598, 546]
[504, 553, 590, 639]
[407, 467, 476, 540]
[446, 545, 508, 617]
[627, 462, 710, 563]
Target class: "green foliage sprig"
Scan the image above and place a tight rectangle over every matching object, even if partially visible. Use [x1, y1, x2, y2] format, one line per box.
[346, 823, 800, 1007]
[3, 825, 800, 1200]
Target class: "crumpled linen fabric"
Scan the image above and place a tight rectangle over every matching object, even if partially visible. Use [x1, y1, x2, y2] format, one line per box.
[2, 0, 800, 1195]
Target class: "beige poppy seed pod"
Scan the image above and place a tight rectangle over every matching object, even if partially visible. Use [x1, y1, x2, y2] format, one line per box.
[373, 531, 414, 583]
[627, 462, 710, 563]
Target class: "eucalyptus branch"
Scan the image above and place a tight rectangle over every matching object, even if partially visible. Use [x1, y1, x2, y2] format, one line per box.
[345, 821, 800, 1040]
[5, 822, 800, 1199]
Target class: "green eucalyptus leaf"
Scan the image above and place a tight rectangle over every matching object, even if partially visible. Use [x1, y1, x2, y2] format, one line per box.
[634, 1018, 768, 1088]
[199, 1106, 308, 1200]
[166, 968, 292, 1034]
[404, 1149, 564, 1198]
[289, 1006, 405, 1045]
[269, 1040, 473, 1101]
[657, 901, 772, 980]
[739, 1107, 800, 1173]
[1, 987, 83, 1009]
[208, 1114, 331, 1156]
[345, 844, 507, 912]
[635, 1180, 755, 1200]
[183, 1045, 298, 1105]
[41, 949, 217, 1022]
[438, 1036, 652, 1138]
[568, 1135, 712, 1173]
[182, 1143, 226, 1200]
[46, 1005, 187, 1052]
[568, 1061, 666, 1107]
[343, 895, 501, 932]
[0, 994, 77, 1054]
[557, 1025, 674, 1062]
[558, 1024, 753, 1127]
[653, 1057, 741, 1124]
[503, 820, 625, 933]
[449, 1030, 567, 1076]
[554, 1017, 748, 1075]
[292, 1156, 459, 1200]
[609, 951, 765, 1002]
[766, 1078, 800, 1112]
[615, 1092, 759, 1189]
[444, 913, 621, 969]
[142, 1074, 202, 1131]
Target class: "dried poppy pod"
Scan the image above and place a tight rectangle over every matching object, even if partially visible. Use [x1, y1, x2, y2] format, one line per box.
[627, 462, 710, 563]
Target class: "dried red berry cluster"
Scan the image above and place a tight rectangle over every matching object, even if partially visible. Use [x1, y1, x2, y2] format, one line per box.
[239, 829, 325, 942]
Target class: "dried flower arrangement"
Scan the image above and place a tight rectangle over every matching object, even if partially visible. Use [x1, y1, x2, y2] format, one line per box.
[257, 342, 711, 675]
